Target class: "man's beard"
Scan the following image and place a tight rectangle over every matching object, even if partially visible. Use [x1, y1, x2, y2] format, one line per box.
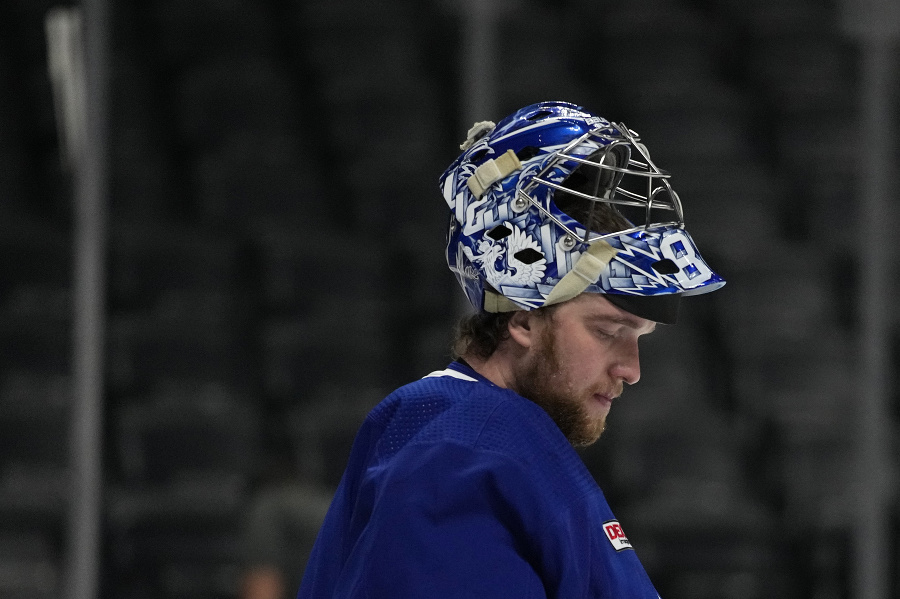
[514, 326, 607, 448]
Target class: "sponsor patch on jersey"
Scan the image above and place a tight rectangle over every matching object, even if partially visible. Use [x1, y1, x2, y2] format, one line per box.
[603, 520, 632, 552]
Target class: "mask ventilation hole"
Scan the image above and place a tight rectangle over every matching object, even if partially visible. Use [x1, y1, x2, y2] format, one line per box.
[526, 110, 552, 121]
[469, 149, 489, 162]
[516, 146, 540, 161]
[651, 259, 679, 274]
[513, 248, 544, 264]
[486, 224, 512, 241]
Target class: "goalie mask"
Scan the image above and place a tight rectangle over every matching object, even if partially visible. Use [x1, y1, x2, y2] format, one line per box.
[440, 101, 725, 324]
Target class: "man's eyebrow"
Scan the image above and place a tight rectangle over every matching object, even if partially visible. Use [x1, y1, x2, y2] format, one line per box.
[589, 314, 657, 333]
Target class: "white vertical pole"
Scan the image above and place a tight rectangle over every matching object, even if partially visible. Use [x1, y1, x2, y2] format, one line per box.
[854, 36, 895, 599]
[840, 1, 899, 597]
[47, 0, 110, 597]
[459, 0, 500, 129]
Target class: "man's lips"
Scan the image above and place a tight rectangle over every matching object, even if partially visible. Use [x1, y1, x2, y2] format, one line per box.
[593, 393, 613, 407]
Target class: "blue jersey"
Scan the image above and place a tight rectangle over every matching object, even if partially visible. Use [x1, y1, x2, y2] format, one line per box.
[298, 361, 661, 599]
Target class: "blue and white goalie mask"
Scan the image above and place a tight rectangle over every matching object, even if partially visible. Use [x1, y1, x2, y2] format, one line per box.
[440, 101, 725, 324]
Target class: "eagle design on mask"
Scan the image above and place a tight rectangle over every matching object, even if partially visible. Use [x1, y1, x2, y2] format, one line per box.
[463, 224, 546, 290]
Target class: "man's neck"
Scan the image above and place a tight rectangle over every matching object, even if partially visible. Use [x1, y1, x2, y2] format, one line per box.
[460, 351, 516, 392]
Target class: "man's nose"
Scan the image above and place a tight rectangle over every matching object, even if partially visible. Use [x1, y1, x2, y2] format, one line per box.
[610, 339, 641, 386]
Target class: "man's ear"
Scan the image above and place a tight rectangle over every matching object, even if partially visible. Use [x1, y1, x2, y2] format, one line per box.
[507, 310, 537, 349]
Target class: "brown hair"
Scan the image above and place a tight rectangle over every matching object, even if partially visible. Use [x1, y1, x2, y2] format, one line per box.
[451, 310, 514, 360]
[452, 302, 559, 360]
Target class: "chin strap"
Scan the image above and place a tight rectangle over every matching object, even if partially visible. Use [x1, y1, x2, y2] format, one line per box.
[544, 239, 618, 307]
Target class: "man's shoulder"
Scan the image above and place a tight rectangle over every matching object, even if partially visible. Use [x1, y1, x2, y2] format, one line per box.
[365, 364, 570, 463]
[371, 362, 500, 412]
[364, 364, 512, 451]
[344, 363, 599, 514]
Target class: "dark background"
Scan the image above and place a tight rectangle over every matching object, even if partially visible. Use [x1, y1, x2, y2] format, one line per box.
[0, 0, 897, 597]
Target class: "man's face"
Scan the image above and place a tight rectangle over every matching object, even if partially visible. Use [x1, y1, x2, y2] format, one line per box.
[512, 294, 656, 447]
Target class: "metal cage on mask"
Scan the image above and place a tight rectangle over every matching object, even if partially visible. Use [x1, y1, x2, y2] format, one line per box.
[517, 123, 685, 247]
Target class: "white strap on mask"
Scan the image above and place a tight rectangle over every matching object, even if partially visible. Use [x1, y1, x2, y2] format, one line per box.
[466, 149, 522, 199]
[544, 240, 618, 307]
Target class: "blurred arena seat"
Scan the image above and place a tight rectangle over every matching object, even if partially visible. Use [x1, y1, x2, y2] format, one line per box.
[0, 531, 59, 599]
[107, 384, 263, 598]
[149, 0, 276, 70]
[190, 134, 328, 230]
[174, 57, 299, 154]
[259, 299, 389, 410]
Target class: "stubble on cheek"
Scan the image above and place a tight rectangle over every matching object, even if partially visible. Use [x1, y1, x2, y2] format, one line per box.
[515, 330, 605, 448]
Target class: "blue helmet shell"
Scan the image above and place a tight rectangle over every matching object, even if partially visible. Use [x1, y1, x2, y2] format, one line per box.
[440, 101, 725, 316]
